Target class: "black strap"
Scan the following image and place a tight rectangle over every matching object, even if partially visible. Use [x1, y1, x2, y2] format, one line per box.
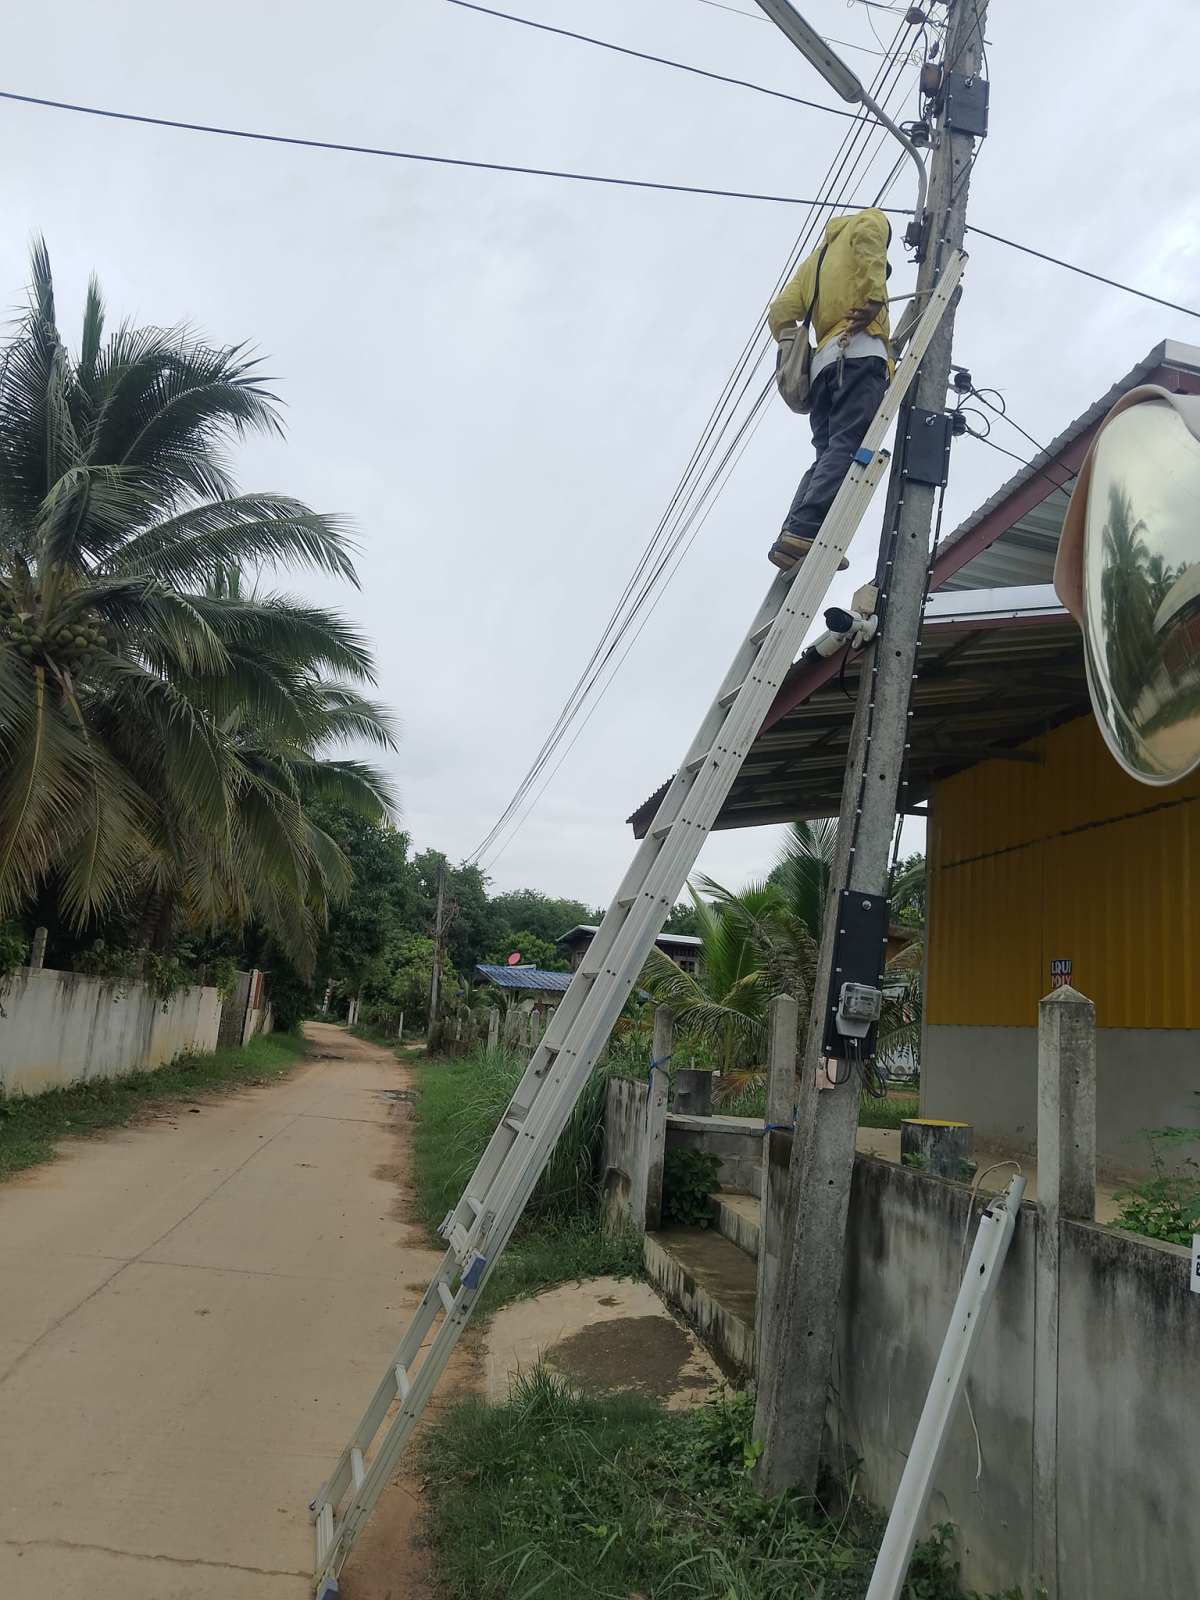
[803, 243, 829, 333]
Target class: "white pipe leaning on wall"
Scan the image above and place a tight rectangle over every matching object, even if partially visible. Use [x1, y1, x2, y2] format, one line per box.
[864, 1175, 1027, 1600]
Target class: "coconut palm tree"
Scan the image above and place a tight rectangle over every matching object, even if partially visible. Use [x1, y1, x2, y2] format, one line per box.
[0, 241, 395, 970]
[638, 881, 780, 1070]
[638, 821, 921, 1078]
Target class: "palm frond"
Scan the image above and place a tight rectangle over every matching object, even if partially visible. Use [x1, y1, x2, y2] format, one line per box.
[111, 496, 360, 586]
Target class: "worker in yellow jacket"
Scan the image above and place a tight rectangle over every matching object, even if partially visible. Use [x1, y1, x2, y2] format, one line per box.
[767, 208, 892, 570]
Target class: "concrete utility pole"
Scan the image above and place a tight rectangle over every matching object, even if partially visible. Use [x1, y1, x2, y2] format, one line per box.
[427, 857, 447, 1050]
[755, 0, 989, 1494]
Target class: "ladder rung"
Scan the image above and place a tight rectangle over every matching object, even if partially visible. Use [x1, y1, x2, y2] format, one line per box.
[316, 1502, 334, 1562]
[438, 1281, 457, 1316]
[749, 619, 774, 644]
[651, 821, 672, 839]
[466, 1194, 485, 1217]
[351, 1448, 365, 1489]
[503, 1114, 525, 1133]
[718, 683, 744, 708]
[580, 968, 599, 979]
[685, 750, 711, 773]
[395, 1363, 411, 1400]
[449, 1222, 470, 1258]
[617, 894, 637, 908]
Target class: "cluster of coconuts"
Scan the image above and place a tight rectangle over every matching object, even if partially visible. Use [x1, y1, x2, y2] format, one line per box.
[2, 595, 108, 667]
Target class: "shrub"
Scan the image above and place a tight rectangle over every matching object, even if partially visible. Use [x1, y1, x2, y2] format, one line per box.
[662, 1147, 721, 1226]
[1114, 1103, 1200, 1246]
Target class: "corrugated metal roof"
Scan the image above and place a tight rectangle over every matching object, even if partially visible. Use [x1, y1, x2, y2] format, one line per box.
[556, 924, 703, 947]
[473, 965, 572, 992]
[706, 604, 1089, 830]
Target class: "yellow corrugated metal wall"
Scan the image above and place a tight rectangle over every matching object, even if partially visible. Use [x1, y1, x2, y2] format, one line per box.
[927, 715, 1200, 1028]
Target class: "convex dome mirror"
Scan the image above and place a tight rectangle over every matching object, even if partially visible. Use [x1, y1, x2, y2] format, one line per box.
[1055, 385, 1200, 785]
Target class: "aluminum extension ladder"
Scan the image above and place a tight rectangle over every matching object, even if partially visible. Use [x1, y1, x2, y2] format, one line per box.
[310, 249, 965, 1597]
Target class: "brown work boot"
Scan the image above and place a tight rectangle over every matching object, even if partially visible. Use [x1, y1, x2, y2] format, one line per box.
[768, 533, 850, 572]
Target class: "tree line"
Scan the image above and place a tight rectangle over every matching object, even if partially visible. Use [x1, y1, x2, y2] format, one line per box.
[0, 243, 672, 1022]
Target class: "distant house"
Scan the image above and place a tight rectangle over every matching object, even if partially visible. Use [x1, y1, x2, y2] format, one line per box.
[472, 964, 572, 1008]
[556, 924, 704, 975]
[886, 925, 922, 972]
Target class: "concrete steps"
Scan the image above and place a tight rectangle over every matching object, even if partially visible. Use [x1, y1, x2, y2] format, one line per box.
[710, 1190, 761, 1258]
[644, 1191, 762, 1378]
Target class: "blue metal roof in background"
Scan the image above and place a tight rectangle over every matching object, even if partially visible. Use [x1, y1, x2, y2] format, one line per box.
[473, 965, 573, 992]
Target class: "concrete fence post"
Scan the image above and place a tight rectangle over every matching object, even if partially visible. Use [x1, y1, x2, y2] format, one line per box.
[1033, 984, 1096, 1600]
[756, 993, 798, 1378]
[243, 970, 265, 1043]
[640, 1005, 673, 1231]
[487, 1007, 500, 1053]
[29, 926, 47, 972]
[397, 1009, 404, 1041]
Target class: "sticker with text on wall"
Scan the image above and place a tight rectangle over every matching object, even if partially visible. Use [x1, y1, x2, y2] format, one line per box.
[1050, 958, 1073, 991]
[1191, 1235, 1200, 1296]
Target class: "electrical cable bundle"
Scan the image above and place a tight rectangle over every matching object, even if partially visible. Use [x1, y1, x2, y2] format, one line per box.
[469, 11, 940, 867]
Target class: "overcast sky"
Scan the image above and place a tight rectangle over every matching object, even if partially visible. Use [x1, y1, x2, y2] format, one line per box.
[4, 0, 1198, 907]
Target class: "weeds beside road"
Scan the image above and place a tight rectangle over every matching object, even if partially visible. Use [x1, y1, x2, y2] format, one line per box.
[420, 1368, 1025, 1600]
[0, 1030, 308, 1178]
[411, 1044, 641, 1316]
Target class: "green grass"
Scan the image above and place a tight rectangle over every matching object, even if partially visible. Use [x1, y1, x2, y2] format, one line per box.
[0, 1030, 308, 1179]
[419, 1369, 1026, 1600]
[858, 1092, 920, 1130]
[348, 1020, 404, 1049]
[411, 1045, 642, 1315]
[721, 1081, 920, 1130]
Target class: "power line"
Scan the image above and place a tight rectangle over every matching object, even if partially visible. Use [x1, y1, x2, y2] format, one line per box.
[966, 432, 1077, 495]
[965, 224, 1200, 320]
[687, 0, 922, 58]
[692, 0, 766, 17]
[469, 19, 919, 864]
[443, 0, 864, 120]
[2, 88, 1192, 323]
[0, 88, 912, 214]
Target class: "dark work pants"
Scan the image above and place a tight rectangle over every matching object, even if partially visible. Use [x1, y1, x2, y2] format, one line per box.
[781, 355, 888, 539]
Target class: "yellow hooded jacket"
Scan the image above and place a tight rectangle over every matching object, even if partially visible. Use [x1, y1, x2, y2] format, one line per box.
[768, 208, 892, 370]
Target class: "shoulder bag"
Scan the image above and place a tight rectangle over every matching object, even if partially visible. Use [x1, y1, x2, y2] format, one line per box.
[774, 245, 828, 415]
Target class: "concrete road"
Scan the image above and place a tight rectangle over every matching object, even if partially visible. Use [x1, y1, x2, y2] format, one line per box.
[0, 1025, 451, 1600]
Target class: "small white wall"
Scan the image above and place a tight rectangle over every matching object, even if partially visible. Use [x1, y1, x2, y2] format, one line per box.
[923, 1022, 1200, 1178]
[0, 967, 222, 1096]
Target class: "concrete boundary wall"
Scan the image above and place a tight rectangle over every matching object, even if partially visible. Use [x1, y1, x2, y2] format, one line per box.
[836, 1157, 1199, 1599]
[0, 967, 221, 1096]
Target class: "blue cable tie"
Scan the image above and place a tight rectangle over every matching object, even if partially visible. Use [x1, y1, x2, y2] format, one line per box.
[763, 1122, 796, 1134]
[646, 1053, 673, 1101]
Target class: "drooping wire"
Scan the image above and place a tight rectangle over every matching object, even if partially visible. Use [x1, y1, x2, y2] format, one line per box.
[443, 0, 866, 121]
[955, 380, 1080, 495]
[476, 126, 917, 865]
[470, 20, 923, 864]
[485, 379, 776, 867]
[969, 432, 1079, 493]
[0, 89, 1194, 320]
